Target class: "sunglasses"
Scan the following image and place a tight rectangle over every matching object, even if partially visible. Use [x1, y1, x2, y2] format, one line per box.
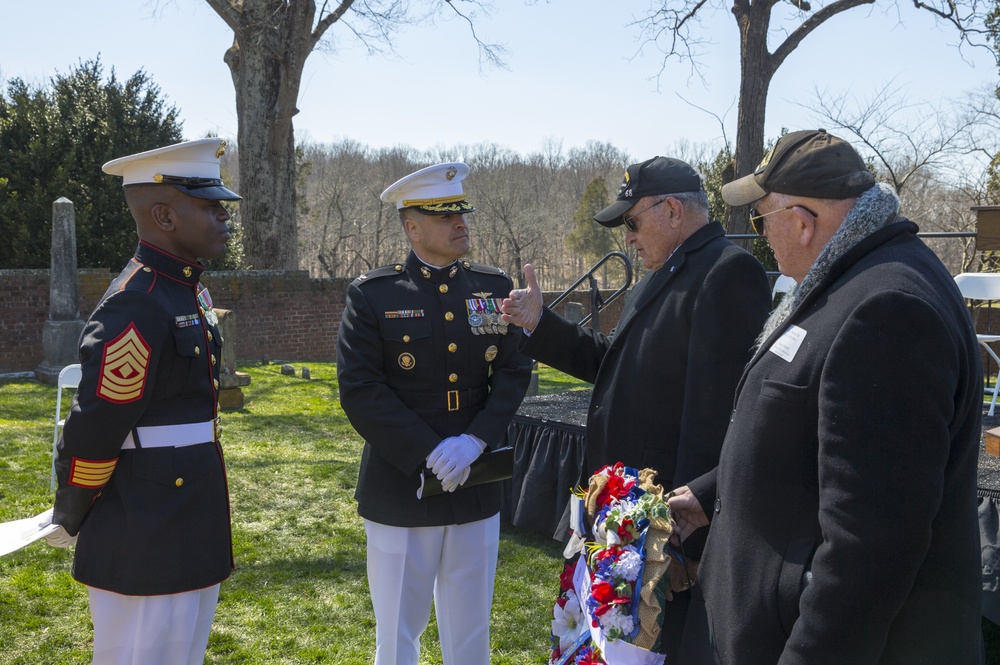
[622, 198, 667, 232]
[748, 204, 818, 236]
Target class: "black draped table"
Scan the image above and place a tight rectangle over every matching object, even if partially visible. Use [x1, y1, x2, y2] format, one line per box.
[502, 389, 591, 540]
[978, 417, 1000, 626]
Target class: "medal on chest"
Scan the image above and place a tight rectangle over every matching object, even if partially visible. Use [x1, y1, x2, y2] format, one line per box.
[466, 294, 508, 336]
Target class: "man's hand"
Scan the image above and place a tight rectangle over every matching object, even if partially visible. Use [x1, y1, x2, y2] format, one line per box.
[45, 525, 77, 548]
[501, 264, 543, 333]
[667, 486, 709, 543]
[426, 434, 485, 485]
[441, 467, 471, 493]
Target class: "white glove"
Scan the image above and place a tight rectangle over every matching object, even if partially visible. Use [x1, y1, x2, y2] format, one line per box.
[426, 434, 485, 485]
[45, 525, 77, 548]
[440, 466, 472, 493]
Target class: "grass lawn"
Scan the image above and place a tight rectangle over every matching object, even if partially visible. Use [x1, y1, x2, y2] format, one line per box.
[0, 362, 587, 664]
[4, 363, 997, 663]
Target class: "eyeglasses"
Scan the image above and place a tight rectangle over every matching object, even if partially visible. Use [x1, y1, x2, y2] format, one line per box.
[622, 198, 667, 232]
[748, 204, 818, 236]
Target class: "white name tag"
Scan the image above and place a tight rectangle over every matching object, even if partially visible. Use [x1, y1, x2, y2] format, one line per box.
[769, 324, 807, 363]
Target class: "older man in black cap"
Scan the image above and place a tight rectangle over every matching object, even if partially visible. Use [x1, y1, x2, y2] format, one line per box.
[501, 156, 771, 662]
[337, 162, 532, 665]
[668, 130, 984, 664]
[46, 138, 239, 665]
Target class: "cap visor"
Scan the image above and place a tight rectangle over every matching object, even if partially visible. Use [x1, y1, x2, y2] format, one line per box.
[593, 199, 633, 227]
[721, 175, 767, 207]
[173, 184, 242, 202]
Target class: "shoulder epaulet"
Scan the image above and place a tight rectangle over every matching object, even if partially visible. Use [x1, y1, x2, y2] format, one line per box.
[118, 261, 156, 291]
[462, 260, 506, 276]
[352, 263, 405, 286]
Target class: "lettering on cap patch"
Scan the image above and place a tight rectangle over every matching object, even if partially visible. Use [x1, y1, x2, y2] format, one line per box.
[97, 323, 151, 403]
[755, 146, 776, 174]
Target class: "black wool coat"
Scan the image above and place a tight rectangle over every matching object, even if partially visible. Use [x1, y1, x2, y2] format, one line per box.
[688, 221, 983, 665]
[523, 222, 771, 494]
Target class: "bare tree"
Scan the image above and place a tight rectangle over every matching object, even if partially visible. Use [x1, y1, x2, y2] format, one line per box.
[800, 83, 1000, 271]
[465, 143, 549, 286]
[633, 0, 997, 235]
[201, 0, 506, 269]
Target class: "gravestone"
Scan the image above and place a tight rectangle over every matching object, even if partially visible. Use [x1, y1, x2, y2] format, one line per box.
[36, 198, 85, 384]
[215, 308, 251, 410]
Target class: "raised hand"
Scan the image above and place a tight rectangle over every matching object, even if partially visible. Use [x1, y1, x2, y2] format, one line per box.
[500, 264, 543, 332]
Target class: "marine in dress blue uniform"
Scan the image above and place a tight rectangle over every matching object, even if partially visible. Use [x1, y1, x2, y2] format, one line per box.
[48, 138, 239, 665]
[337, 163, 532, 665]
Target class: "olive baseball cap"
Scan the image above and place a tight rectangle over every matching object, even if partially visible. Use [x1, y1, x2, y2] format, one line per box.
[594, 156, 703, 227]
[721, 129, 875, 207]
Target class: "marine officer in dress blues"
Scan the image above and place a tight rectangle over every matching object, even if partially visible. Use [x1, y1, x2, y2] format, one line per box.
[46, 138, 239, 665]
[337, 163, 532, 665]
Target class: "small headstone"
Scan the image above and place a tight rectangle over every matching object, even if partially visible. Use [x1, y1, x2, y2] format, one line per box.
[301, 367, 311, 380]
[281, 364, 295, 376]
[564, 302, 585, 324]
[261, 356, 270, 365]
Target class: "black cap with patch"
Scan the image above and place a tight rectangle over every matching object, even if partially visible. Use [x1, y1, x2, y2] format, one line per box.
[594, 156, 703, 227]
[721, 129, 876, 207]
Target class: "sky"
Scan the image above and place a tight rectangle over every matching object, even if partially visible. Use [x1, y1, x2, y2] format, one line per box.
[1, 0, 997, 162]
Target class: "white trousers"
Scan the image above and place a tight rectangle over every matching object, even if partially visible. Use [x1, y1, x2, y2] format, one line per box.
[88, 584, 220, 665]
[365, 514, 500, 665]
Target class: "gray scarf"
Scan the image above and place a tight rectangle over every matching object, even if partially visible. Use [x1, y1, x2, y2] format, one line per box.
[757, 183, 900, 346]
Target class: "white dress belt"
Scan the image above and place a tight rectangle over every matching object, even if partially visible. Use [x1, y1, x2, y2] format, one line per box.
[121, 421, 215, 450]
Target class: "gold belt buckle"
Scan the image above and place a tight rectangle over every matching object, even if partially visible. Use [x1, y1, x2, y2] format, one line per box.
[213, 416, 221, 441]
[447, 390, 460, 412]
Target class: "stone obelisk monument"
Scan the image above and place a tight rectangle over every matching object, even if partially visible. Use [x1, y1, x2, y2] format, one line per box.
[35, 197, 86, 384]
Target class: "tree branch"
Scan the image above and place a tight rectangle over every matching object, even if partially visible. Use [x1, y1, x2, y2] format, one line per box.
[771, 0, 876, 69]
[443, 0, 509, 71]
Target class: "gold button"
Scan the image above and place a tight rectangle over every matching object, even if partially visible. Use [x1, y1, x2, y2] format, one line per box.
[448, 343, 457, 352]
[143, 266, 152, 272]
[445, 312, 454, 321]
[449, 373, 458, 383]
[175, 478, 184, 487]
[214, 379, 220, 390]
[211, 354, 217, 365]
[403, 335, 411, 343]
[439, 284, 448, 294]
[207, 331, 213, 342]
[221, 337, 225, 345]
[194, 346, 201, 355]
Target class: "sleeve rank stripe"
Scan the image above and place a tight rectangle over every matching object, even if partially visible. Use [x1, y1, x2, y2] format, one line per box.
[68, 458, 118, 488]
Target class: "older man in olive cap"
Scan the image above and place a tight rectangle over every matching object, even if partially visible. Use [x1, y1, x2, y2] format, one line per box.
[668, 130, 984, 664]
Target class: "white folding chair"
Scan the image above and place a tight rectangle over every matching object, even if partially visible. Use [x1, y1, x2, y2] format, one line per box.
[954, 273, 1000, 416]
[51, 363, 82, 490]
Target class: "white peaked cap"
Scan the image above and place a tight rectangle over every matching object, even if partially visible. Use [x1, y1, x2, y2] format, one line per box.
[102, 138, 241, 201]
[380, 163, 475, 214]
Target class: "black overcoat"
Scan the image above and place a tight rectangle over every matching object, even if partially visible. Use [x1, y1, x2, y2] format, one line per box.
[53, 241, 233, 596]
[688, 221, 983, 664]
[523, 222, 771, 492]
[337, 251, 533, 527]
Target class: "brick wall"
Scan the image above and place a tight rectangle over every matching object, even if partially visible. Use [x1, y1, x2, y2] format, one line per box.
[0, 269, 619, 374]
[0, 269, 113, 373]
[200, 271, 350, 364]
